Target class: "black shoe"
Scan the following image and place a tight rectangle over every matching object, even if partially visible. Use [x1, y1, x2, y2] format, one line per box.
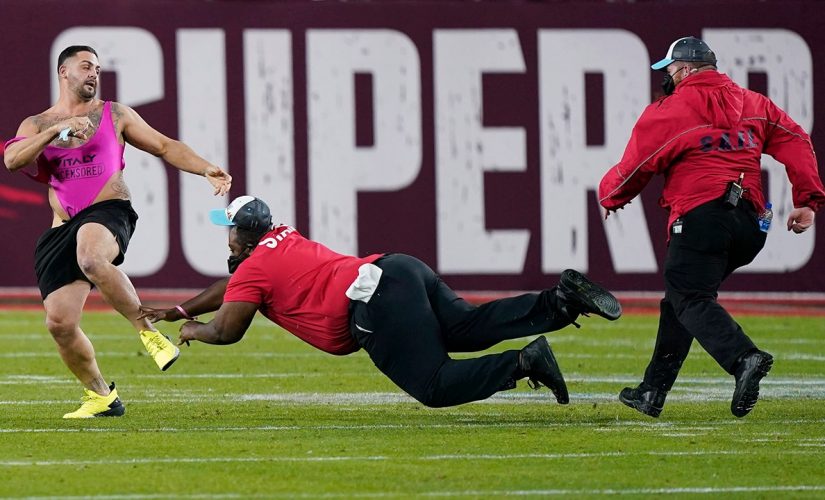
[557, 269, 622, 322]
[619, 383, 667, 418]
[519, 336, 569, 404]
[731, 350, 773, 418]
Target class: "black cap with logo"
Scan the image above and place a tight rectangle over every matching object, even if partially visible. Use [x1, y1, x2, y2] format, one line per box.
[209, 195, 272, 232]
[651, 36, 717, 71]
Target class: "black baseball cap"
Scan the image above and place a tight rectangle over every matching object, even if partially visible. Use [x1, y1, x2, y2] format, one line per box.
[651, 36, 717, 71]
[209, 195, 272, 232]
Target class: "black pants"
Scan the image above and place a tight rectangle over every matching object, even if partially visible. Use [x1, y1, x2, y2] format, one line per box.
[34, 200, 138, 299]
[349, 254, 573, 407]
[643, 199, 767, 391]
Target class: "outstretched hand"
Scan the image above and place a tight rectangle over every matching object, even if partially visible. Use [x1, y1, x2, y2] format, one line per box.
[178, 320, 202, 346]
[137, 305, 179, 323]
[205, 166, 232, 196]
[786, 206, 815, 234]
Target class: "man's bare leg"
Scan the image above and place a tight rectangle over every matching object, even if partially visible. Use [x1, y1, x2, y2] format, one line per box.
[43, 281, 110, 395]
[75, 222, 155, 332]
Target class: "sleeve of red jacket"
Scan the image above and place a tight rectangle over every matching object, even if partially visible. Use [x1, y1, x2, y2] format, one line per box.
[762, 99, 825, 212]
[598, 104, 676, 210]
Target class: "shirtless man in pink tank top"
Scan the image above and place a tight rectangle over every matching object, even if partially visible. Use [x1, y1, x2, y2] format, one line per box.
[3, 45, 232, 418]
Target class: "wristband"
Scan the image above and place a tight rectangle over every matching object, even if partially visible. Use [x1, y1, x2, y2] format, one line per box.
[175, 305, 195, 320]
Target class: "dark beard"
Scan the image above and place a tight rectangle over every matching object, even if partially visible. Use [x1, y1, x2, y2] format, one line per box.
[74, 80, 97, 100]
[227, 254, 247, 274]
[661, 73, 676, 96]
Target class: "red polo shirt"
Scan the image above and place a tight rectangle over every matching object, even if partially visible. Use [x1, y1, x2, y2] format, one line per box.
[223, 225, 382, 355]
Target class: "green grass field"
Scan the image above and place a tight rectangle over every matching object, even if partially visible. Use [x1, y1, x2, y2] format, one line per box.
[0, 310, 823, 498]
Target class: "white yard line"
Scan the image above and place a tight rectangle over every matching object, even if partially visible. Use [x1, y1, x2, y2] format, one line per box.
[421, 485, 825, 497]
[1, 449, 823, 468]
[2, 379, 825, 405]
[421, 485, 825, 496]
[7, 484, 825, 499]
[1, 417, 824, 435]
[0, 392, 814, 406]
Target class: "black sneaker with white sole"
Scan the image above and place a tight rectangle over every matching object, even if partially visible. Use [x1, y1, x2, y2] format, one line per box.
[557, 269, 622, 323]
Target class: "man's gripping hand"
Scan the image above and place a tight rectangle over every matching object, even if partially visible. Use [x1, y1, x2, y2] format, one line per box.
[53, 116, 93, 141]
[138, 305, 182, 323]
[178, 320, 204, 346]
[205, 166, 232, 196]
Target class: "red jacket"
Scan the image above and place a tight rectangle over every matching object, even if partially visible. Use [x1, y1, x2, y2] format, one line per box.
[598, 70, 825, 233]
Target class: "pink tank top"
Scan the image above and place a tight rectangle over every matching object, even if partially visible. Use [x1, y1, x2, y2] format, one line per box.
[16, 102, 125, 218]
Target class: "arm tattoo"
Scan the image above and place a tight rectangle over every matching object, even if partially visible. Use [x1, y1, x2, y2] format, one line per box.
[31, 115, 45, 132]
[111, 102, 125, 143]
[110, 172, 132, 199]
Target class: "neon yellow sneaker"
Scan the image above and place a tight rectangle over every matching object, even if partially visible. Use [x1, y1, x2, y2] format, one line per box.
[63, 382, 125, 419]
[140, 329, 180, 371]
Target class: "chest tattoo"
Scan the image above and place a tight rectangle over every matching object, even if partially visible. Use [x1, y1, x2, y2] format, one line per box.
[37, 106, 103, 147]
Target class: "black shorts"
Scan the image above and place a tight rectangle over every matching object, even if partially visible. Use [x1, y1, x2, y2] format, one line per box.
[34, 199, 138, 299]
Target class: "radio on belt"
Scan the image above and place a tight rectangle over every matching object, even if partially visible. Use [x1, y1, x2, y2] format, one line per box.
[723, 172, 745, 208]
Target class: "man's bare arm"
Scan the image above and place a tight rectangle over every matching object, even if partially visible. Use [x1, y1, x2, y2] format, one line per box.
[3, 115, 92, 171]
[116, 103, 231, 195]
[138, 277, 230, 322]
[178, 301, 258, 346]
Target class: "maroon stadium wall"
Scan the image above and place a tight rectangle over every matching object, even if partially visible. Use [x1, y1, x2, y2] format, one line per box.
[1, 0, 824, 293]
